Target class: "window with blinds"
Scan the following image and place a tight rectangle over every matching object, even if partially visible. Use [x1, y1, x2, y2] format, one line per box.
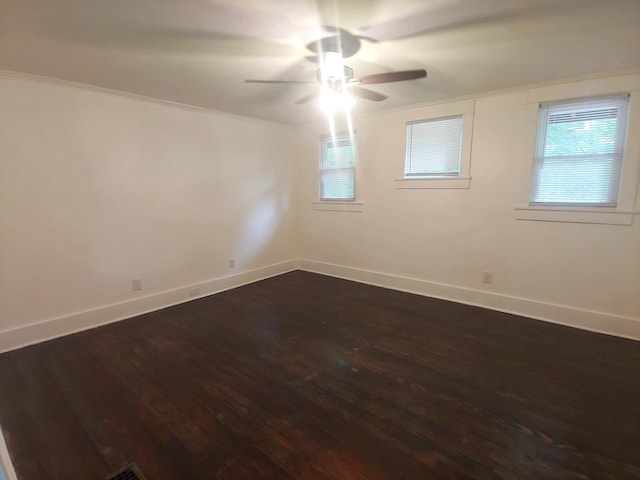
[405, 116, 464, 177]
[320, 133, 355, 201]
[530, 96, 629, 207]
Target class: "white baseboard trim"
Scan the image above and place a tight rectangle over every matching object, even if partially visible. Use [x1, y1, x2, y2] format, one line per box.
[0, 260, 298, 354]
[299, 259, 640, 341]
[2, 258, 636, 353]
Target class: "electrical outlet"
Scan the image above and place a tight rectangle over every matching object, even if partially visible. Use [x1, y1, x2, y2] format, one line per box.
[132, 278, 142, 291]
[229, 258, 235, 268]
[482, 271, 493, 284]
[189, 287, 201, 297]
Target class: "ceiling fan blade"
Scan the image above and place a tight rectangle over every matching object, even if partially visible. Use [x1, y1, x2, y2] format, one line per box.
[295, 92, 321, 105]
[357, 69, 427, 85]
[349, 87, 387, 102]
[18, 0, 309, 53]
[355, 35, 379, 44]
[245, 79, 311, 85]
[356, 0, 587, 42]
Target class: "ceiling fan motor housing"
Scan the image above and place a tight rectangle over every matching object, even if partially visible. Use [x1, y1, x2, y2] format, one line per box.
[306, 30, 362, 58]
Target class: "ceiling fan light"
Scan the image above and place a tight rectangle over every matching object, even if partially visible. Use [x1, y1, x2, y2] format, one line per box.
[340, 92, 356, 111]
[318, 90, 355, 114]
[318, 90, 337, 113]
[321, 51, 345, 80]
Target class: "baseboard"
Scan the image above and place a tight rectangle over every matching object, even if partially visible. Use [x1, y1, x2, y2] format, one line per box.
[299, 259, 640, 341]
[0, 260, 298, 353]
[2, 258, 637, 352]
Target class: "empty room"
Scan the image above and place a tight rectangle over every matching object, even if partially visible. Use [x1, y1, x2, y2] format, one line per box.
[1, 0, 639, 479]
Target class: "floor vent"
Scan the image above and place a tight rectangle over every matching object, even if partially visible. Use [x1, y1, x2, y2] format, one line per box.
[106, 462, 147, 480]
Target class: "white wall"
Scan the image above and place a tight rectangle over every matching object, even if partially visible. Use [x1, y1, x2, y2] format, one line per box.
[298, 73, 640, 339]
[1, 71, 638, 350]
[0, 73, 298, 350]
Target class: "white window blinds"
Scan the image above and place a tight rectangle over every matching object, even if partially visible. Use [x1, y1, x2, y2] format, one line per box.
[320, 134, 355, 201]
[405, 116, 464, 177]
[530, 96, 629, 207]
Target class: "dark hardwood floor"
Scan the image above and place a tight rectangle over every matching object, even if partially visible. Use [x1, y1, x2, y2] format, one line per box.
[0, 271, 638, 479]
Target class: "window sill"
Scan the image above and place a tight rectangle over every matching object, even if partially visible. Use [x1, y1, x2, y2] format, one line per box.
[395, 177, 471, 189]
[514, 207, 637, 225]
[312, 201, 364, 212]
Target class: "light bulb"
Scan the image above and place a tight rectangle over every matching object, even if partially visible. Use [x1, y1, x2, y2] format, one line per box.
[322, 51, 344, 81]
[318, 90, 337, 113]
[318, 89, 355, 114]
[339, 92, 355, 111]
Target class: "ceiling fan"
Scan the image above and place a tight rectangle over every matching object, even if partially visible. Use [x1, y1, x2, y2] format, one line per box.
[245, 26, 427, 107]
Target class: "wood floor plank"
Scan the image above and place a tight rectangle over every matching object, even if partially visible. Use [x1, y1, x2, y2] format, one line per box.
[0, 271, 637, 479]
[0, 347, 109, 478]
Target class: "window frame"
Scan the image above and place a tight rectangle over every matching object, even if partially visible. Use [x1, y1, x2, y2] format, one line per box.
[395, 99, 475, 189]
[318, 131, 357, 202]
[404, 114, 465, 178]
[516, 78, 640, 226]
[528, 95, 629, 208]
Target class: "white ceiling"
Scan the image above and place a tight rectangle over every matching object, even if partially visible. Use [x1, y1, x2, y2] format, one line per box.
[1, 0, 639, 125]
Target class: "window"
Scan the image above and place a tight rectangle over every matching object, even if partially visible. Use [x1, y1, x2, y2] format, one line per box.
[395, 99, 474, 190]
[320, 133, 355, 201]
[405, 116, 464, 177]
[530, 95, 629, 207]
